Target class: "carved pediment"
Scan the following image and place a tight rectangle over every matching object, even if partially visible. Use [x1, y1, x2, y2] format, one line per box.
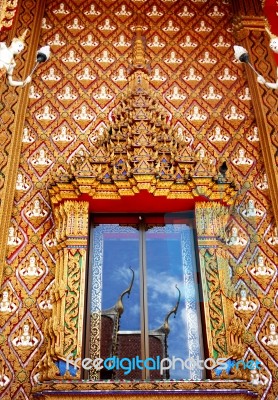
[50, 27, 236, 205]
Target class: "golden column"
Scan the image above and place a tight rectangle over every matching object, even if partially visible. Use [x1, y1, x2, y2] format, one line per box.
[195, 202, 237, 363]
[232, 0, 278, 226]
[0, 0, 46, 284]
[41, 200, 89, 380]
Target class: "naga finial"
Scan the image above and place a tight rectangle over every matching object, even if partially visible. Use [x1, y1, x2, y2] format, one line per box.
[162, 285, 181, 335]
[115, 266, 135, 316]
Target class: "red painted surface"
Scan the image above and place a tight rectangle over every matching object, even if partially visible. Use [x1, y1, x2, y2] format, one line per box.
[79, 191, 210, 214]
[264, 0, 278, 64]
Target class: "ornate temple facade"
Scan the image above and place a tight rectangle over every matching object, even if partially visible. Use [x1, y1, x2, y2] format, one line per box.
[0, 0, 278, 399]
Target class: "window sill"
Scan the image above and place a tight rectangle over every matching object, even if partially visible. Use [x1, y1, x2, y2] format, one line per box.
[32, 379, 258, 399]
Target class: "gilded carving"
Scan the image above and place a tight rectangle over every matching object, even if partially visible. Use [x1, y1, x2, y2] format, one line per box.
[11, 320, 39, 350]
[248, 253, 276, 291]
[195, 202, 229, 240]
[233, 286, 258, 324]
[226, 315, 246, 359]
[50, 53, 237, 204]
[0, 1, 18, 31]
[203, 249, 227, 358]
[7, 225, 22, 248]
[260, 317, 278, 359]
[1, 1, 278, 399]
[195, 202, 232, 361]
[0, 288, 17, 314]
[41, 200, 89, 380]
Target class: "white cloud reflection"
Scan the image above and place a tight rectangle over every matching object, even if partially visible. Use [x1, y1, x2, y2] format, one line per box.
[96, 224, 203, 379]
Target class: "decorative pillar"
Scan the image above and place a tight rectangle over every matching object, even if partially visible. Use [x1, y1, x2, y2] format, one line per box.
[232, 0, 278, 226]
[40, 200, 89, 380]
[195, 202, 235, 361]
[196, 201, 250, 380]
[0, 0, 47, 284]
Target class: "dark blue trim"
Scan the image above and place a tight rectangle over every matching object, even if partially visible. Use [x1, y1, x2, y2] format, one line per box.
[33, 389, 258, 397]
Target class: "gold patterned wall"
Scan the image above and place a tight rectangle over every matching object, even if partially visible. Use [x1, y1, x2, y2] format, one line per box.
[0, 0, 277, 399]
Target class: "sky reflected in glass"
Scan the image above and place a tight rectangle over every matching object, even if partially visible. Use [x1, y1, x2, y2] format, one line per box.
[91, 218, 203, 379]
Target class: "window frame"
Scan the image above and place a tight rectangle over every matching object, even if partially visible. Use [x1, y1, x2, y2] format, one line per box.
[83, 212, 206, 380]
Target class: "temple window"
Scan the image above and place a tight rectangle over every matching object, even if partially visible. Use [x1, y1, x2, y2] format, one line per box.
[85, 212, 204, 380]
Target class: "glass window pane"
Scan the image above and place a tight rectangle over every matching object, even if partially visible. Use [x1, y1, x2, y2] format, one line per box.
[146, 220, 204, 380]
[90, 224, 140, 378]
[88, 216, 204, 381]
